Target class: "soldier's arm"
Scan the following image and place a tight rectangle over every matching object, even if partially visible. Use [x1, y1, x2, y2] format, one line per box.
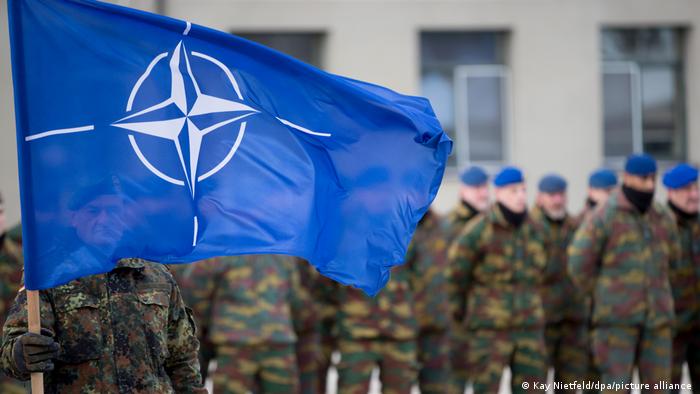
[447, 217, 484, 323]
[1, 288, 56, 380]
[410, 229, 450, 332]
[164, 279, 207, 393]
[567, 213, 606, 294]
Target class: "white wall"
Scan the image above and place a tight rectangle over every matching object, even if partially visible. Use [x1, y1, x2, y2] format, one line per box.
[1, 0, 698, 223]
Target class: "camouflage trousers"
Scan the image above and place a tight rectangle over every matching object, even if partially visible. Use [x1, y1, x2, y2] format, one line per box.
[469, 328, 547, 394]
[449, 326, 471, 394]
[317, 333, 337, 394]
[214, 343, 300, 394]
[296, 331, 322, 394]
[417, 330, 450, 394]
[337, 338, 417, 394]
[591, 325, 671, 394]
[0, 375, 27, 394]
[545, 320, 598, 393]
[671, 328, 700, 393]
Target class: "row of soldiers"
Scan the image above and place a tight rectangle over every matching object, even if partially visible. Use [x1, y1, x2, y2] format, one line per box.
[160, 153, 700, 393]
[0, 152, 697, 393]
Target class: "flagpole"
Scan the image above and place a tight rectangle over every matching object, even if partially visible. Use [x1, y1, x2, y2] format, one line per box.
[26, 290, 44, 394]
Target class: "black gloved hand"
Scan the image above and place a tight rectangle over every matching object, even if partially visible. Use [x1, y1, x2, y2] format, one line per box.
[12, 330, 60, 375]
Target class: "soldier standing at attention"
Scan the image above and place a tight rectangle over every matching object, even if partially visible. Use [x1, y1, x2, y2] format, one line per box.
[446, 165, 490, 394]
[0, 193, 27, 394]
[662, 163, 700, 392]
[209, 254, 315, 394]
[530, 174, 590, 392]
[449, 166, 548, 393]
[568, 154, 679, 393]
[411, 208, 451, 394]
[1, 182, 206, 394]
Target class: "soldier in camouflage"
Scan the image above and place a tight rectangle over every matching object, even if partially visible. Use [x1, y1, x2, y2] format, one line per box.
[334, 251, 424, 394]
[662, 163, 700, 392]
[169, 257, 229, 382]
[411, 209, 451, 394]
[293, 259, 327, 394]
[578, 169, 619, 220]
[531, 174, 591, 392]
[568, 154, 679, 392]
[0, 184, 205, 394]
[209, 254, 315, 394]
[448, 166, 548, 393]
[0, 194, 27, 394]
[446, 166, 490, 394]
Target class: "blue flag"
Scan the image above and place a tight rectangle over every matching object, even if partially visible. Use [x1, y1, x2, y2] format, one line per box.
[8, 0, 451, 294]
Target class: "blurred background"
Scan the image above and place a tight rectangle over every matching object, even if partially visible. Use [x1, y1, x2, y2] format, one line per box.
[2, 0, 700, 223]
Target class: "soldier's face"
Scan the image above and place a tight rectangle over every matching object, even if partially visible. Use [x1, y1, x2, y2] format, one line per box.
[623, 173, 656, 192]
[495, 183, 527, 214]
[668, 182, 699, 214]
[71, 195, 125, 250]
[538, 191, 567, 219]
[588, 187, 613, 205]
[460, 184, 490, 211]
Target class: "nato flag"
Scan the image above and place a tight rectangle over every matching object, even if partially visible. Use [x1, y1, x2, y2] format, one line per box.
[8, 0, 451, 294]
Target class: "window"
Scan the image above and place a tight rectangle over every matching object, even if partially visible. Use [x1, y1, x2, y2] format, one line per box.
[232, 32, 325, 68]
[601, 28, 686, 161]
[421, 32, 509, 167]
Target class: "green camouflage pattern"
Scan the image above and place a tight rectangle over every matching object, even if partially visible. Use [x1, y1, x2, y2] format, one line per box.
[208, 254, 315, 346]
[168, 257, 228, 381]
[0, 237, 27, 394]
[409, 210, 450, 394]
[668, 211, 700, 390]
[529, 206, 583, 323]
[568, 190, 679, 328]
[591, 325, 671, 393]
[544, 321, 596, 393]
[336, 339, 417, 394]
[468, 329, 546, 393]
[214, 343, 299, 394]
[0, 258, 205, 394]
[294, 259, 324, 394]
[447, 204, 548, 330]
[445, 201, 480, 394]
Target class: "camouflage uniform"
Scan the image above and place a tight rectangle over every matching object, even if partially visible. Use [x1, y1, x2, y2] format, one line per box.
[294, 259, 326, 394]
[0, 258, 205, 394]
[411, 210, 451, 394]
[209, 255, 315, 394]
[0, 237, 27, 394]
[568, 191, 679, 392]
[530, 206, 592, 392]
[668, 210, 700, 391]
[448, 204, 548, 393]
[169, 257, 228, 381]
[445, 202, 480, 393]
[334, 258, 421, 394]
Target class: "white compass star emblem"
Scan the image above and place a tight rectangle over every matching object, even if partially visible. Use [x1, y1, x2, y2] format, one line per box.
[112, 41, 258, 197]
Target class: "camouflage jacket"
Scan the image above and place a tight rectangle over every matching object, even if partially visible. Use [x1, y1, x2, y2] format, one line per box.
[529, 207, 585, 323]
[0, 259, 205, 394]
[208, 255, 315, 346]
[335, 256, 421, 341]
[410, 210, 451, 333]
[668, 211, 700, 331]
[446, 201, 480, 243]
[568, 191, 679, 328]
[0, 238, 23, 331]
[448, 204, 548, 330]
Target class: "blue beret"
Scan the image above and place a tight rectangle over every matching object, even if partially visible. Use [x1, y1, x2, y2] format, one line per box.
[663, 163, 698, 189]
[538, 174, 567, 193]
[493, 166, 524, 187]
[589, 168, 618, 189]
[460, 166, 488, 186]
[624, 153, 657, 176]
